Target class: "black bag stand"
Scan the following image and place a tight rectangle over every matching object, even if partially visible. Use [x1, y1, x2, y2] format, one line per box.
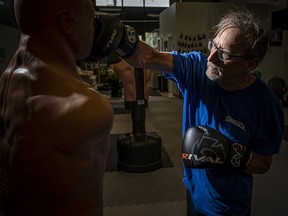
[117, 68, 163, 172]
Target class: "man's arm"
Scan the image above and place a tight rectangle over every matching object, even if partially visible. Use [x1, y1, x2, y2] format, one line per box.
[89, 15, 173, 73]
[123, 40, 174, 73]
[244, 153, 272, 174]
[182, 126, 273, 175]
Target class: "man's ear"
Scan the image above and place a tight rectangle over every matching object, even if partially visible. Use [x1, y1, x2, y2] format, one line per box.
[246, 57, 259, 71]
[58, 10, 75, 35]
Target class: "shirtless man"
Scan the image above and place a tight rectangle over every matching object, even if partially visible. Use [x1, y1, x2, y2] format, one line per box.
[0, 0, 113, 215]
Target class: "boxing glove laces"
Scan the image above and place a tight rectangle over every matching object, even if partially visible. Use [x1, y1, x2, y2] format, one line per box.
[182, 126, 253, 170]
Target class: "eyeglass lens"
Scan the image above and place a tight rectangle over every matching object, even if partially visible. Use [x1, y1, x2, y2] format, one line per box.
[208, 40, 224, 60]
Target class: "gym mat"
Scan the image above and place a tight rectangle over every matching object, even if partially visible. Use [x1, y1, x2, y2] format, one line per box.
[105, 134, 174, 172]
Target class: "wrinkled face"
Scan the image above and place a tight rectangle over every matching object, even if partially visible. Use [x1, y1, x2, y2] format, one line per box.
[206, 27, 252, 83]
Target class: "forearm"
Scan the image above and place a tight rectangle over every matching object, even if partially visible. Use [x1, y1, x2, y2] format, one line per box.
[244, 152, 272, 174]
[147, 52, 174, 73]
[123, 41, 173, 73]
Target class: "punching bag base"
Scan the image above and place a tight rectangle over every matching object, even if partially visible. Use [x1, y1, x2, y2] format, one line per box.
[117, 132, 162, 173]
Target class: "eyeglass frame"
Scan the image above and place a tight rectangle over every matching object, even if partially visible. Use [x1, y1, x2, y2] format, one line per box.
[207, 39, 252, 61]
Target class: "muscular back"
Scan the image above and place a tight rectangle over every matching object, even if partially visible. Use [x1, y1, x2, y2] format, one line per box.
[0, 49, 113, 216]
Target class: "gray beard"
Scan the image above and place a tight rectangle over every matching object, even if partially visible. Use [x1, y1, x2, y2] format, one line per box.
[206, 69, 222, 82]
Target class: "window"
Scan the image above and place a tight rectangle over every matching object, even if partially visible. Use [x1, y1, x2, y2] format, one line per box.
[145, 0, 169, 7]
[95, 0, 169, 7]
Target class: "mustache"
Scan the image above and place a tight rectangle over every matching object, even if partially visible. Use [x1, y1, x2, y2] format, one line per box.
[207, 62, 219, 70]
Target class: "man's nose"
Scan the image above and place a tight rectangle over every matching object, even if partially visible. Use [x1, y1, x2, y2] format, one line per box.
[207, 49, 219, 63]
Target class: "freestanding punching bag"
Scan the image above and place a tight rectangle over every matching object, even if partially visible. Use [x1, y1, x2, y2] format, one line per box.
[117, 68, 163, 172]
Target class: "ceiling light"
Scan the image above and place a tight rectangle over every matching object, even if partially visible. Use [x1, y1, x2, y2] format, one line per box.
[147, 13, 159, 18]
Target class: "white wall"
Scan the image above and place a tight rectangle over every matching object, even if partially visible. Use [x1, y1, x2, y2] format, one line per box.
[0, 24, 20, 73]
[259, 30, 288, 82]
[160, 2, 270, 50]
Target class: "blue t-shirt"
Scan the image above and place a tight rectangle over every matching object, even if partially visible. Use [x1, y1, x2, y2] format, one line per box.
[164, 51, 284, 216]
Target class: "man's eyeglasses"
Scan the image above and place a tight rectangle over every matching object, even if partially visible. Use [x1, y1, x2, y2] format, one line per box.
[207, 40, 251, 61]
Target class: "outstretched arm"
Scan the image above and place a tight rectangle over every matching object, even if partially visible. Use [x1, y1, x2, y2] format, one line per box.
[122, 40, 174, 73]
[89, 15, 174, 73]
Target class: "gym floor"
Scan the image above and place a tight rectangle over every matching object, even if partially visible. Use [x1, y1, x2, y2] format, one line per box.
[102, 90, 288, 216]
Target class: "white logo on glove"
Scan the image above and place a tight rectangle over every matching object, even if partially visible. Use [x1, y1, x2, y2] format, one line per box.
[105, 28, 118, 51]
[231, 143, 244, 167]
[126, 26, 137, 43]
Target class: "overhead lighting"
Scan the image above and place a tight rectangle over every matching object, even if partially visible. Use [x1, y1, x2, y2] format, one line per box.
[146, 13, 159, 18]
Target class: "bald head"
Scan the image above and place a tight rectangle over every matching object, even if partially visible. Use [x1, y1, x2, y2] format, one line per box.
[14, 0, 86, 34]
[13, 0, 95, 60]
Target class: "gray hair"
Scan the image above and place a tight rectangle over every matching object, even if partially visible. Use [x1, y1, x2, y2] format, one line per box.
[213, 7, 270, 63]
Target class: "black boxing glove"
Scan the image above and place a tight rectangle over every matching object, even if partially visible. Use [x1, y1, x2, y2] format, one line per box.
[182, 126, 253, 170]
[115, 25, 138, 58]
[90, 15, 138, 60]
[90, 15, 123, 60]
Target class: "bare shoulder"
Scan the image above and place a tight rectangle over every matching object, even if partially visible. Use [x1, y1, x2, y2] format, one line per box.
[0, 65, 37, 100]
[1, 57, 114, 149]
[78, 85, 114, 131]
[0, 64, 36, 139]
